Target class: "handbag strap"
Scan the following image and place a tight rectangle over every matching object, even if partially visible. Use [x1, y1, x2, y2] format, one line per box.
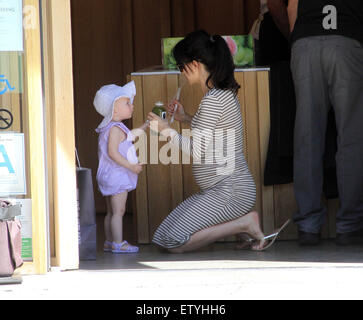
[75, 148, 81, 168]
[4, 221, 15, 270]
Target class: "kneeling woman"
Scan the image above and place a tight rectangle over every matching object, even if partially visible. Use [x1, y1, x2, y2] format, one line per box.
[148, 30, 281, 253]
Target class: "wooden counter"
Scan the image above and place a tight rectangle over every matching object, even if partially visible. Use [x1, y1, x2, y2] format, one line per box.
[129, 67, 338, 244]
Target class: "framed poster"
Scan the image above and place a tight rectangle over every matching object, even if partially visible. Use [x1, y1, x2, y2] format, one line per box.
[0, 0, 23, 52]
[162, 35, 255, 69]
[0, 132, 26, 196]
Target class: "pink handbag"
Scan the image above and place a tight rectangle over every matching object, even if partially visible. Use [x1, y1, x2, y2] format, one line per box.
[0, 220, 23, 277]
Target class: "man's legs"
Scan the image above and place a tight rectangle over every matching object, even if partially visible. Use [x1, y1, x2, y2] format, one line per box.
[291, 37, 331, 234]
[327, 36, 363, 235]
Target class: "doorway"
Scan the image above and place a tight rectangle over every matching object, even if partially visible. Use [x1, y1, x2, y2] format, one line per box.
[70, 0, 260, 253]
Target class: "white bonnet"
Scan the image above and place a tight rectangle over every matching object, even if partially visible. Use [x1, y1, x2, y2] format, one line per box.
[94, 80, 136, 130]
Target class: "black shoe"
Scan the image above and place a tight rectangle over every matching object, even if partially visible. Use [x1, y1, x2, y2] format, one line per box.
[336, 229, 363, 246]
[298, 230, 321, 246]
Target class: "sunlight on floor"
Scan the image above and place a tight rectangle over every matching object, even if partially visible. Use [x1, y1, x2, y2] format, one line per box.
[137, 259, 362, 270]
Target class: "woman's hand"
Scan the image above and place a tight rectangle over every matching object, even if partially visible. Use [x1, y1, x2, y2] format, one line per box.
[147, 112, 171, 133]
[166, 99, 186, 122]
[166, 100, 193, 124]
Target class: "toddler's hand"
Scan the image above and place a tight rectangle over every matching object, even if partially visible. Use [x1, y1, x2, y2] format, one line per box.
[139, 120, 150, 132]
[129, 163, 143, 174]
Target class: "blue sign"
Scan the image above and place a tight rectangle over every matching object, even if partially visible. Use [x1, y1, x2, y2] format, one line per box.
[0, 133, 26, 196]
[0, 75, 15, 95]
[0, 144, 15, 173]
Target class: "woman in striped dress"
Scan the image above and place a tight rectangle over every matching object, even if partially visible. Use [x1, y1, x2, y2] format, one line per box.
[147, 30, 268, 252]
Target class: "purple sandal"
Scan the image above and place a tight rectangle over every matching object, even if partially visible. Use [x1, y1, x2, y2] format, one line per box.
[112, 241, 139, 254]
[103, 240, 113, 252]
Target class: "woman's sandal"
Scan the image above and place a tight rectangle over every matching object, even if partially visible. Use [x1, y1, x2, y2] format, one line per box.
[112, 241, 139, 254]
[235, 219, 291, 251]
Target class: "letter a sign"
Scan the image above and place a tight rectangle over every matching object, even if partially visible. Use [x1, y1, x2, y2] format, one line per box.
[0, 133, 26, 196]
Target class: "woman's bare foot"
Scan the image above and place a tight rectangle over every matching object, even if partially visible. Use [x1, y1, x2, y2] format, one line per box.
[235, 233, 257, 249]
[237, 211, 266, 250]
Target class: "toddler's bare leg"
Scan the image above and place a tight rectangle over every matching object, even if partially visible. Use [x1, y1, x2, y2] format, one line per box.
[110, 192, 128, 243]
[104, 196, 113, 242]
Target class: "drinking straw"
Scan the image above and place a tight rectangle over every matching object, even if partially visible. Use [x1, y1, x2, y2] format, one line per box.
[170, 87, 182, 124]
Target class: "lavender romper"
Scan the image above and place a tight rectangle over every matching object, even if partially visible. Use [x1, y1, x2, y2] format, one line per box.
[95, 122, 138, 196]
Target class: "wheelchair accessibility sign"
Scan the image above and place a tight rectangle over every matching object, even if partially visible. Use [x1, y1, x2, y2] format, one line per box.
[0, 75, 15, 95]
[0, 133, 26, 196]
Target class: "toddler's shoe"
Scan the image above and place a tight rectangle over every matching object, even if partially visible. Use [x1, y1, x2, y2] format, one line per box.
[103, 240, 113, 252]
[112, 241, 139, 254]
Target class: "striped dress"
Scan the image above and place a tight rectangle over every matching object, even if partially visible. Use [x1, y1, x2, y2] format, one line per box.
[152, 88, 256, 249]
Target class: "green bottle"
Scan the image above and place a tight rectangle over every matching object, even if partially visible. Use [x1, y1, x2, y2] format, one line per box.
[152, 101, 167, 119]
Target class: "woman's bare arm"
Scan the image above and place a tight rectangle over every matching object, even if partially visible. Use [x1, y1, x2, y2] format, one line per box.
[267, 0, 291, 39]
[287, 0, 299, 33]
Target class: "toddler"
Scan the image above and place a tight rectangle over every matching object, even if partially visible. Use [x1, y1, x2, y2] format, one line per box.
[94, 81, 147, 253]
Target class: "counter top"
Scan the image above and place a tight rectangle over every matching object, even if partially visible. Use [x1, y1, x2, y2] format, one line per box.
[131, 65, 270, 76]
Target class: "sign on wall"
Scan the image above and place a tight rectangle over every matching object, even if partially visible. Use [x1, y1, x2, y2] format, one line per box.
[15, 198, 33, 259]
[0, 0, 23, 51]
[0, 108, 13, 129]
[0, 132, 26, 196]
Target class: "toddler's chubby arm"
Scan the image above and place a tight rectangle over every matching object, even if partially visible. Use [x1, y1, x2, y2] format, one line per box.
[138, 120, 150, 132]
[108, 126, 143, 174]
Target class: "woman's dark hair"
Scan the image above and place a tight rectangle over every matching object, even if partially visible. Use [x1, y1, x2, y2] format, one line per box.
[173, 30, 240, 94]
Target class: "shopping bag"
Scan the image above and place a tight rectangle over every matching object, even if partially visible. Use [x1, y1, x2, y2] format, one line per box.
[79, 224, 97, 260]
[76, 167, 97, 260]
[77, 168, 97, 226]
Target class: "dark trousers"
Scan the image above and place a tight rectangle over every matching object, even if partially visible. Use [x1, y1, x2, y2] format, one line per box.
[291, 36, 363, 234]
